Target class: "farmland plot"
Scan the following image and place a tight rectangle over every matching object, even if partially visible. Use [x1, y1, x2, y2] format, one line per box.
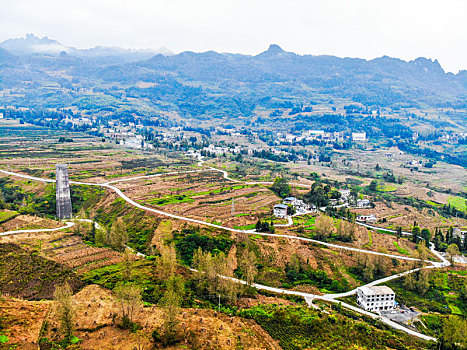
[43, 234, 125, 274]
[118, 171, 281, 228]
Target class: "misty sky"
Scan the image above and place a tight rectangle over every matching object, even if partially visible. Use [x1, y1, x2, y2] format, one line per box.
[1, 0, 466, 73]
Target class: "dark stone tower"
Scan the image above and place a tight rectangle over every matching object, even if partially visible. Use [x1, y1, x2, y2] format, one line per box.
[56, 164, 72, 219]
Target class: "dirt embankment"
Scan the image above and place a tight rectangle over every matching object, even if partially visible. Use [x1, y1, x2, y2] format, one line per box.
[0, 297, 51, 349]
[0, 243, 83, 300]
[42, 284, 281, 350]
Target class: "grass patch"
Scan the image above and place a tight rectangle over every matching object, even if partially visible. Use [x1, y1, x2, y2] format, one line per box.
[0, 210, 19, 224]
[377, 183, 397, 192]
[363, 230, 373, 248]
[393, 241, 409, 255]
[447, 196, 467, 212]
[233, 224, 256, 230]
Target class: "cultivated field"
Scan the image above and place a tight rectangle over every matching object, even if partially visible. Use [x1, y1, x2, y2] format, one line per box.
[117, 171, 281, 229]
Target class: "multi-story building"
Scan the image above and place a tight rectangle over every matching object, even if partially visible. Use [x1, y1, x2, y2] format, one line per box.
[357, 286, 396, 312]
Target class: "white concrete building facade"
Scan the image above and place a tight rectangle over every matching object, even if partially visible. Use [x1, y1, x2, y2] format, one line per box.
[273, 204, 288, 218]
[357, 286, 396, 312]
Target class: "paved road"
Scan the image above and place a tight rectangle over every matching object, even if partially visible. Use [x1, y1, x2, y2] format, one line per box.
[0, 168, 433, 264]
[0, 221, 75, 236]
[0, 166, 445, 341]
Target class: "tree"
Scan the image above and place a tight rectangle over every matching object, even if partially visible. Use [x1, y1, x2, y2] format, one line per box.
[420, 228, 431, 246]
[403, 272, 416, 291]
[53, 282, 75, 342]
[108, 218, 129, 252]
[192, 248, 241, 305]
[417, 244, 429, 268]
[336, 220, 356, 241]
[315, 215, 336, 238]
[411, 226, 421, 243]
[159, 275, 184, 346]
[446, 244, 460, 267]
[122, 249, 133, 281]
[396, 226, 403, 239]
[441, 316, 467, 349]
[416, 269, 429, 295]
[155, 243, 177, 280]
[240, 249, 258, 286]
[270, 177, 291, 198]
[368, 180, 378, 191]
[114, 282, 142, 329]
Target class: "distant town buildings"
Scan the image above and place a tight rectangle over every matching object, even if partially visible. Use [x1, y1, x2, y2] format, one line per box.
[357, 286, 396, 312]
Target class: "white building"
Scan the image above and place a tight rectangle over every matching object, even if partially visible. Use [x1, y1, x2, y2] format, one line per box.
[352, 132, 367, 142]
[356, 199, 371, 208]
[356, 214, 377, 224]
[273, 204, 288, 218]
[283, 197, 297, 205]
[357, 286, 396, 312]
[307, 130, 325, 138]
[294, 199, 311, 213]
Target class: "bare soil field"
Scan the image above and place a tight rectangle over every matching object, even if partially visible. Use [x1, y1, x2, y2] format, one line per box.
[42, 284, 281, 350]
[0, 297, 51, 349]
[353, 201, 467, 232]
[0, 213, 63, 233]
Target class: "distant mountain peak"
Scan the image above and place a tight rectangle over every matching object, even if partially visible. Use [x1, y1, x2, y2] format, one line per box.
[0, 33, 67, 54]
[267, 44, 284, 53]
[411, 57, 444, 74]
[256, 44, 292, 57]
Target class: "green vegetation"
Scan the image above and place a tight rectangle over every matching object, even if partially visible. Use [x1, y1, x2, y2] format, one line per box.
[233, 224, 256, 230]
[385, 271, 467, 316]
[447, 196, 467, 212]
[377, 183, 397, 192]
[172, 229, 234, 265]
[0, 210, 19, 224]
[147, 184, 252, 206]
[363, 230, 373, 248]
[270, 177, 291, 198]
[238, 304, 432, 350]
[393, 242, 409, 255]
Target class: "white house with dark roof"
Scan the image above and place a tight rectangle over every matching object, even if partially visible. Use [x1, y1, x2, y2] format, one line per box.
[283, 197, 297, 205]
[273, 204, 288, 218]
[357, 286, 396, 312]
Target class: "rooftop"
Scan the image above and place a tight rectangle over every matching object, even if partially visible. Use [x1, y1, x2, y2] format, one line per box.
[274, 204, 288, 209]
[358, 286, 394, 296]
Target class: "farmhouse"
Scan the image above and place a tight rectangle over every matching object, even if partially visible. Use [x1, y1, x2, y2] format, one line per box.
[283, 197, 297, 205]
[273, 204, 288, 218]
[352, 132, 367, 142]
[357, 286, 396, 312]
[356, 214, 377, 223]
[294, 199, 311, 213]
[356, 199, 371, 208]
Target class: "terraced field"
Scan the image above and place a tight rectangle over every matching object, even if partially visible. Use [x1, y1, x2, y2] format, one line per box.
[43, 234, 124, 274]
[118, 171, 280, 228]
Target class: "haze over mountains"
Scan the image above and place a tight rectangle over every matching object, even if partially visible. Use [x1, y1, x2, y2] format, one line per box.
[0, 34, 466, 113]
[0, 33, 172, 60]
